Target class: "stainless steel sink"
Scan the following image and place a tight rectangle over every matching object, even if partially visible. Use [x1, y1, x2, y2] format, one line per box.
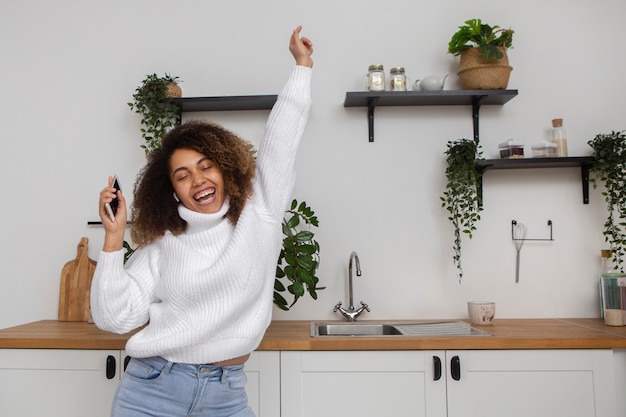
[310, 321, 491, 337]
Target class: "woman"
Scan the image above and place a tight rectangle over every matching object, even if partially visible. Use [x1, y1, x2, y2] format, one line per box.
[91, 26, 313, 417]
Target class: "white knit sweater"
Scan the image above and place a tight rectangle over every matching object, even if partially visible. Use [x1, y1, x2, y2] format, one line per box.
[90, 65, 312, 364]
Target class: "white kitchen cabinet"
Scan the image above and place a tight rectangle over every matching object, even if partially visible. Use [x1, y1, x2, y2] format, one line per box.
[244, 351, 281, 417]
[0, 349, 121, 417]
[445, 349, 616, 417]
[280, 349, 618, 417]
[281, 350, 447, 417]
[0, 349, 279, 417]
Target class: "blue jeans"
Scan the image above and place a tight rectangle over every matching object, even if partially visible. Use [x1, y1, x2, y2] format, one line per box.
[111, 356, 255, 417]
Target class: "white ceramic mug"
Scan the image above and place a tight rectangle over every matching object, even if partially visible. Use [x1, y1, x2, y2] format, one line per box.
[468, 301, 495, 325]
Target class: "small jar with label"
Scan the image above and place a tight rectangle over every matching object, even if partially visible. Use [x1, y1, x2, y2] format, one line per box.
[389, 67, 407, 91]
[367, 64, 385, 92]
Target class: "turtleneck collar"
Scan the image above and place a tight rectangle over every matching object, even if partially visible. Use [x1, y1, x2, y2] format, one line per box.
[177, 196, 230, 234]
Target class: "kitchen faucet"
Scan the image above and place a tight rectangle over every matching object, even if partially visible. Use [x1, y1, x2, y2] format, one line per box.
[334, 251, 370, 321]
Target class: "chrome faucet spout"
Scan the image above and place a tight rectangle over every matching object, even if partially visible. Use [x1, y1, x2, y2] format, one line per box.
[335, 251, 369, 321]
[348, 251, 361, 310]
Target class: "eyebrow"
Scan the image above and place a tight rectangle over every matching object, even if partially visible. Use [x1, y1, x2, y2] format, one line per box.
[171, 157, 212, 176]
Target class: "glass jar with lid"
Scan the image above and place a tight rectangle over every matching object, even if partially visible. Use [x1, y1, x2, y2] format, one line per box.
[389, 67, 407, 91]
[367, 64, 385, 91]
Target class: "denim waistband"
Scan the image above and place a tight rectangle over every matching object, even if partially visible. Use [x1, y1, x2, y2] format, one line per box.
[136, 355, 243, 377]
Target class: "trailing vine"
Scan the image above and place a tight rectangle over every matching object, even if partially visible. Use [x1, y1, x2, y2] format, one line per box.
[588, 130, 626, 272]
[128, 73, 182, 153]
[441, 138, 483, 282]
[275, 199, 324, 311]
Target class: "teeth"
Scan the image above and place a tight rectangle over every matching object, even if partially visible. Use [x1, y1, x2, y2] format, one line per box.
[194, 189, 215, 200]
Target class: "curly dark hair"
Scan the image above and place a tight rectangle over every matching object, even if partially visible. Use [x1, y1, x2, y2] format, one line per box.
[130, 120, 256, 246]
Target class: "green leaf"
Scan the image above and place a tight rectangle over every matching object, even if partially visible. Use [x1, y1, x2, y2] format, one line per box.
[292, 281, 305, 297]
[274, 199, 322, 309]
[286, 214, 300, 228]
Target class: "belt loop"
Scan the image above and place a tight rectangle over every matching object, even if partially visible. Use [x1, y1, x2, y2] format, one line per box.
[163, 360, 174, 375]
[220, 366, 227, 384]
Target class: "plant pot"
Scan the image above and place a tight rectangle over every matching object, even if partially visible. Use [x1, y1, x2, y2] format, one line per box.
[457, 47, 512, 90]
[166, 83, 182, 98]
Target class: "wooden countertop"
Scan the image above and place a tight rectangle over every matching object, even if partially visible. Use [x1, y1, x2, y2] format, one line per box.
[1, 319, 626, 350]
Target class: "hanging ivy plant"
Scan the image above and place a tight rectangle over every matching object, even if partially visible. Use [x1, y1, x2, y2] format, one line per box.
[588, 130, 626, 272]
[128, 73, 182, 153]
[275, 199, 324, 311]
[441, 138, 483, 282]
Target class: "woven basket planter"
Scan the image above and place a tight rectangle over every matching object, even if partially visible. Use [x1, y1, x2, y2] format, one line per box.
[166, 83, 182, 98]
[457, 47, 512, 90]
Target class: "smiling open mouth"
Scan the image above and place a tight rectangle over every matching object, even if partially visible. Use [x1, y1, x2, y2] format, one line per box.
[194, 189, 215, 202]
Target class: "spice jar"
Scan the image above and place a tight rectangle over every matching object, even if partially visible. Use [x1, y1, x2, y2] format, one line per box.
[389, 67, 407, 91]
[367, 64, 385, 92]
[550, 118, 568, 157]
[498, 139, 525, 159]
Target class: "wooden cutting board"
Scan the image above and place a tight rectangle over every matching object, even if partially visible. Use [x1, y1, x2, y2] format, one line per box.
[58, 237, 97, 321]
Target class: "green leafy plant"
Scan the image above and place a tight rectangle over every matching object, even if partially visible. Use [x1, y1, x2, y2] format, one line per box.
[441, 138, 484, 282]
[122, 240, 136, 265]
[128, 73, 182, 153]
[448, 18, 514, 60]
[275, 199, 324, 311]
[588, 131, 626, 272]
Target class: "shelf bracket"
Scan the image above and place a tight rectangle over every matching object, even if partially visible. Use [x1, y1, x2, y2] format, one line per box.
[581, 161, 592, 204]
[366, 97, 379, 142]
[471, 95, 487, 142]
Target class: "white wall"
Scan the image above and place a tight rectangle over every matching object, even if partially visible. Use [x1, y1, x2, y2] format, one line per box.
[1, 0, 624, 329]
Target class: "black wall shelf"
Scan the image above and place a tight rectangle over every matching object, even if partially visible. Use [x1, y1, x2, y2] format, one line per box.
[170, 95, 277, 113]
[343, 89, 518, 142]
[475, 156, 595, 204]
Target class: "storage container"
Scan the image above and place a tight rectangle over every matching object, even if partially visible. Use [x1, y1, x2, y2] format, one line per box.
[367, 64, 385, 92]
[600, 275, 626, 326]
[498, 139, 524, 159]
[389, 67, 407, 91]
[531, 141, 558, 158]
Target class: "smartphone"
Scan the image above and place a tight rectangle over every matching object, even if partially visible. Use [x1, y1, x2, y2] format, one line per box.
[105, 176, 121, 221]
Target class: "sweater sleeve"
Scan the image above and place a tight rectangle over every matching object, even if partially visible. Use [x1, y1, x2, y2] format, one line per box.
[254, 65, 312, 219]
[90, 245, 160, 334]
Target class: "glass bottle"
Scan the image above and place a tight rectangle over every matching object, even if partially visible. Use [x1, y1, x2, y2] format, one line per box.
[601, 250, 623, 277]
[600, 250, 626, 326]
[550, 118, 568, 157]
[389, 67, 407, 91]
[367, 64, 385, 92]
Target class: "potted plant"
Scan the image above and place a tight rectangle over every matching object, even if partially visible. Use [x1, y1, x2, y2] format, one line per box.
[275, 199, 324, 311]
[448, 18, 514, 90]
[441, 138, 484, 282]
[128, 73, 182, 153]
[588, 130, 626, 271]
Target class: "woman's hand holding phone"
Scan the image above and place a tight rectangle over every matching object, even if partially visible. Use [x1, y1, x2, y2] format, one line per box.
[99, 175, 127, 252]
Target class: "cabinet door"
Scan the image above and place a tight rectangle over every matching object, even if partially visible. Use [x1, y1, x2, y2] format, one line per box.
[0, 349, 120, 417]
[446, 349, 616, 417]
[281, 350, 447, 417]
[245, 351, 280, 417]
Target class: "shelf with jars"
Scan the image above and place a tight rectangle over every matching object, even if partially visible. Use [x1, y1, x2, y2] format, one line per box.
[343, 89, 518, 142]
[474, 156, 595, 204]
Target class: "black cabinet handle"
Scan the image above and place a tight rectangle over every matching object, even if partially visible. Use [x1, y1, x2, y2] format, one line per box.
[451, 355, 461, 381]
[433, 356, 442, 381]
[106, 355, 116, 379]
